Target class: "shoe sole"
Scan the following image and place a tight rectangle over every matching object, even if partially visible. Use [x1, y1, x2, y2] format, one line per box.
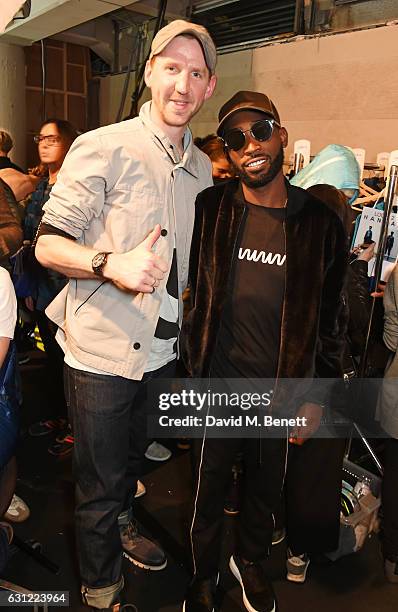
[29, 429, 55, 437]
[286, 560, 310, 583]
[224, 508, 240, 516]
[134, 481, 146, 499]
[29, 421, 67, 437]
[229, 556, 276, 612]
[4, 510, 30, 523]
[48, 446, 73, 457]
[144, 453, 171, 462]
[18, 357, 30, 365]
[271, 533, 286, 546]
[123, 551, 167, 571]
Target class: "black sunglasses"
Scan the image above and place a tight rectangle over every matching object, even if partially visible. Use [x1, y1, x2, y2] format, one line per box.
[222, 119, 279, 152]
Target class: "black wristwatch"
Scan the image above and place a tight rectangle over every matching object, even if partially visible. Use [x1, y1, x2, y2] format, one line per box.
[92, 252, 112, 277]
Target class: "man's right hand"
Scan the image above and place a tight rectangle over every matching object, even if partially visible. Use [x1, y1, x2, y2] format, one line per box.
[104, 224, 169, 293]
[356, 242, 375, 262]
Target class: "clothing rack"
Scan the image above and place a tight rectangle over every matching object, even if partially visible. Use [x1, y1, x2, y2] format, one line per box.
[355, 181, 385, 207]
[289, 149, 398, 476]
[345, 163, 398, 475]
[293, 152, 304, 175]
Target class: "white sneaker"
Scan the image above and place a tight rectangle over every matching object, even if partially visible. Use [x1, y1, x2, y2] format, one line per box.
[286, 549, 310, 583]
[134, 480, 146, 498]
[144, 442, 172, 462]
[5, 494, 30, 523]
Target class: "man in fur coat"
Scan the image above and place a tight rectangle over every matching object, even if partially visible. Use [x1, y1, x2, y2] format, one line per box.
[182, 91, 348, 612]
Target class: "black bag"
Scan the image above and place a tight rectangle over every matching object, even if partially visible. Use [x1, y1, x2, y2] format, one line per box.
[9, 242, 39, 298]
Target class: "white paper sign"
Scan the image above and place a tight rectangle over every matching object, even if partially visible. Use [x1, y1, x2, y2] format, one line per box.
[293, 140, 311, 169]
[352, 148, 366, 181]
[377, 152, 390, 175]
[353, 208, 398, 281]
[386, 150, 398, 178]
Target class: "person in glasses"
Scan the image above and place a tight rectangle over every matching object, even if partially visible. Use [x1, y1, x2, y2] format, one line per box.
[182, 91, 348, 612]
[23, 119, 78, 454]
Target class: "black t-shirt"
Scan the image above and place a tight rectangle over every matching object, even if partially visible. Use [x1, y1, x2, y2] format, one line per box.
[211, 193, 286, 379]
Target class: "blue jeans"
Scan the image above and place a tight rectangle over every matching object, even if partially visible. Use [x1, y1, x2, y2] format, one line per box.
[64, 360, 175, 609]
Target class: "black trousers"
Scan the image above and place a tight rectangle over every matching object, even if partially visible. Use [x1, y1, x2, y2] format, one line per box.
[190, 434, 287, 578]
[285, 437, 346, 555]
[382, 437, 398, 559]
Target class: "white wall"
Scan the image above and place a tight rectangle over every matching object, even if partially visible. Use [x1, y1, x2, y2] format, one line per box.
[99, 23, 398, 163]
[192, 23, 398, 163]
[0, 42, 26, 168]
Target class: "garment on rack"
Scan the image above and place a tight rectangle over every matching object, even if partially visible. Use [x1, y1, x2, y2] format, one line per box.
[290, 144, 360, 204]
[364, 177, 386, 192]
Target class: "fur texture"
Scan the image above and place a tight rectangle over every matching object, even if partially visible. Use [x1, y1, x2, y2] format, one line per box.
[182, 179, 347, 395]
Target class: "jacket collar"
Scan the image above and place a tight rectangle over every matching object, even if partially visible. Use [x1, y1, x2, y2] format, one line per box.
[139, 101, 198, 178]
[219, 176, 310, 217]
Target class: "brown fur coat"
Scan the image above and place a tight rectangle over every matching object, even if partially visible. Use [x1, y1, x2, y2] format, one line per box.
[182, 179, 348, 405]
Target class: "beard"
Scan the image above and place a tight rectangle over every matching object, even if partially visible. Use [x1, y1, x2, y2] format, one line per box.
[231, 145, 284, 189]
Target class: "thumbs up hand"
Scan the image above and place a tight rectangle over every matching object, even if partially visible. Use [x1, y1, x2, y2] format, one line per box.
[103, 224, 168, 293]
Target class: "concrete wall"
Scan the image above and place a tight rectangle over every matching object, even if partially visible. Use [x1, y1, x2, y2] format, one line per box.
[0, 42, 26, 168]
[99, 22, 398, 163]
[192, 23, 398, 163]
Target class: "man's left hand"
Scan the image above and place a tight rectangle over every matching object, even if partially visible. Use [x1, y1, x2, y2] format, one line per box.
[289, 402, 323, 445]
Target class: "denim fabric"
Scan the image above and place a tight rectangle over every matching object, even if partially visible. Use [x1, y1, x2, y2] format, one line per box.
[81, 576, 124, 609]
[23, 180, 67, 310]
[24, 179, 49, 243]
[0, 342, 19, 470]
[64, 360, 175, 608]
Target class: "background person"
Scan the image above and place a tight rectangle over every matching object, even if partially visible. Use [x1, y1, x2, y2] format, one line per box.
[377, 264, 398, 583]
[0, 130, 24, 173]
[24, 119, 78, 455]
[195, 134, 233, 181]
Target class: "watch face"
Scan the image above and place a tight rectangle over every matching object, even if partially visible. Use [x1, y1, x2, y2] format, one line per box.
[93, 253, 104, 266]
[92, 252, 107, 274]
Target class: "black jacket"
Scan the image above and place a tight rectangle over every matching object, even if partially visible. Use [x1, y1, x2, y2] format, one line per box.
[182, 179, 348, 407]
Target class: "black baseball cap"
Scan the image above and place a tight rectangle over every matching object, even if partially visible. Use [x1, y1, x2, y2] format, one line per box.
[217, 91, 280, 136]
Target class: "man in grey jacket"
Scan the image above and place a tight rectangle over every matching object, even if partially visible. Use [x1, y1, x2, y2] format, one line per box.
[35, 20, 217, 611]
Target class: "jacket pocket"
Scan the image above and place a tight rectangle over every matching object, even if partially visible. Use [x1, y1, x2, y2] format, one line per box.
[74, 281, 106, 316]
[69, 280, 145, 362]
